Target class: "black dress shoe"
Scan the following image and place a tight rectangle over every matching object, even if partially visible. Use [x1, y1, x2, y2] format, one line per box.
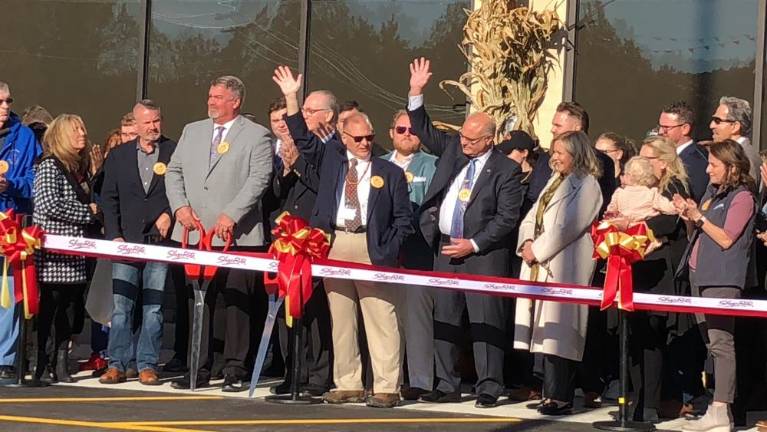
[270, 380, 292, 395]
[475, 393, 499, 408]
[222, 375, 248, 393]
[171, 374, 210, 390]
[419, 390, 461, 403]
[537, 401, 573, 415]
[162, 357, 187, 373]
[0, 366, 16, 380]
[400, 386, 430, 401]
[301, 384, 328, 397]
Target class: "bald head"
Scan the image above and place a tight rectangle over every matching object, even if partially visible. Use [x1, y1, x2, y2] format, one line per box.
[459, 112, 496, 157]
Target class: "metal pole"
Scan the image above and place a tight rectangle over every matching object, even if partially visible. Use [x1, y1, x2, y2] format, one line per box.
[752, 0, 766, 150]
[297, 0, 311, 105]
[136, 0, 151, 100]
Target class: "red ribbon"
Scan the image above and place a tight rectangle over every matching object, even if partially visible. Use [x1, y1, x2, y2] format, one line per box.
[0, 210, 44, 319]
[267, 213, 330, 320]
[591, 221, 655, 312]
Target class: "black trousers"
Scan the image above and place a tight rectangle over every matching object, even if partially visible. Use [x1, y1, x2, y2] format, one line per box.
[170, 263, 189, 362]
[277, 278, 332, 390]
[433, 246, 507, 398]
[543, 354, 577, 402]
[36, 282, 86, 370]
[628, 312, 667, 412]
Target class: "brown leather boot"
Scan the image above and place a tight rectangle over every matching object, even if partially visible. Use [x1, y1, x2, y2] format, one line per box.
[366, 392, 400, 408]
[99, 368, 127, 384]
[139, 369, 161, 386]
[322, 390, 366, 404]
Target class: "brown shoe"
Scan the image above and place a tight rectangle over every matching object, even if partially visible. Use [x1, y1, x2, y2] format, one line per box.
[584, 391, 602, 408]
[322, 390, 366, 404]
[139, 368, 161, 386]
[508, 386, 542, 402]
[99, 367, 127, 384]
[367, 392, 400, 408]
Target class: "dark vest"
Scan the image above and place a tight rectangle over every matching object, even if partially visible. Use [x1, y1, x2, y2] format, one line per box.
[690, 184, 755, 289]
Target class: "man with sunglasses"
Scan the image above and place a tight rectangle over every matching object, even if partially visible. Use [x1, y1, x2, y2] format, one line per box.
[381, 109, 438, 401]
[273, 66, 413, 408]
[659, 101, 709, 203]
[710, 96, 760, 180]
[0, 81, 43, 381]
[406, 58, 524, 408]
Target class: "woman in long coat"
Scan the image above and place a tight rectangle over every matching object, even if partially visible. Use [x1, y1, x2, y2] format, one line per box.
[514, 131, 603, 415]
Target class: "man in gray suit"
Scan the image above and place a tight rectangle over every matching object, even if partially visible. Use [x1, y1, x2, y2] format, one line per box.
[710, 96, 760, 180]
[165, 75, 273, 391]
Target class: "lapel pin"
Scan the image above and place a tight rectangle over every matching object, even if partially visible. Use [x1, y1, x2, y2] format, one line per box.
[153, 162, 167, 176]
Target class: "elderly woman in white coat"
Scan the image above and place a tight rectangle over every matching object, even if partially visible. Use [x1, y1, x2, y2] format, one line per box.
[515, 130, 603, 415]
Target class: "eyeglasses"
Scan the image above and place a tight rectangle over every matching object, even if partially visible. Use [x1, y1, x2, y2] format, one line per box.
[0, 98, 13, 105]
[344, 132, 374, 143]
[302, 107, 330, 116]
[459, 132, 491, 145]
[711, 116, 737, 125]
[394, 126, 415, 135]
[657, 123, 686, 132]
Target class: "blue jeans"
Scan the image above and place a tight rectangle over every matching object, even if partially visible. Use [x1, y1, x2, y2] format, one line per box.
[107, 261, 167, 372]
[0, 275, 18, 366]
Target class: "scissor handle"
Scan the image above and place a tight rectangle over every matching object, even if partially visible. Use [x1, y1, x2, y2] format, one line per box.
[202, 230, 232, 280]
[181, 220, 206, 250]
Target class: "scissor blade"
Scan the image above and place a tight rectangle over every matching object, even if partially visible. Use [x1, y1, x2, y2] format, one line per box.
[248, 295, 284, 398]
[189, 286, 206, 392]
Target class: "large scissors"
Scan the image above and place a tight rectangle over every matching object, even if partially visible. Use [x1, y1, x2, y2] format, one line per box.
[182, 221, 231, 391]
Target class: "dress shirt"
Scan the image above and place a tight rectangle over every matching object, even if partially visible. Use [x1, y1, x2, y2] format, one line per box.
[439, 149, 492, 251]
[136, 142, 159, 193]
[408, 94, 424, 111]
[213, 117, 237, 143]
[389, 151, 414, 171]
[676, 139, 693, 155]
[335, 151, 372, 228]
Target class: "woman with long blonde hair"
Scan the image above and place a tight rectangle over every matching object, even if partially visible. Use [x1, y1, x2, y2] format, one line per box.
[33, 114, 98, 384]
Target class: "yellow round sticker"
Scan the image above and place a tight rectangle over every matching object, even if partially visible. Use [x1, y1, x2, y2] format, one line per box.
[458, 188, 471, 202]
[371, 175, 384, 189]
[153, 162, 167, 176]
[0, 160, 9, 175]
[405, 172, 414, 183]
[701, 198, 711, 212]
[217, 141, 230, 155]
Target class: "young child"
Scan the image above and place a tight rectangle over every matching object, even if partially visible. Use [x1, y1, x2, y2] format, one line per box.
[605, 156, 677, 252]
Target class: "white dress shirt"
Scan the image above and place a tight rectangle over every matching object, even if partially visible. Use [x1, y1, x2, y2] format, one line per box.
[389, 151, 414, 170]
[408, 94, 424, 111]
[335, 151, 372, 228]
[676, 139, 693, 155]
[438, 149, 492, 249]
[213, 117, 237, 142]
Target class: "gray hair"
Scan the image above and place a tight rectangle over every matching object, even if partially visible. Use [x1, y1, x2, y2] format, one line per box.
[720, 96, 752, 136]
[134, 98, 161, 114]
[0, 81, 8, 94]
[309, 90, 338, 122]
[342, 111, 374, 133]
[211, 75, 246, 103]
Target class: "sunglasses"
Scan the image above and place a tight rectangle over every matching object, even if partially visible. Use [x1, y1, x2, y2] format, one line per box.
[0, 98, 13, 105]
[344, 132, 374, 143]
[394, 126, 415, 135]
[711, 116, 736, 125]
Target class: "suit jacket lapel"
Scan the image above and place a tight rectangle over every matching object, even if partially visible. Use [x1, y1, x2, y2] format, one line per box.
[207, 117, 243, 177]
[127, 143, 142, 192]
[146, 138, 170, 196]
[466, 150, 499, 209]
[367, 160, 382, 222]
[544, 174, 582, 211]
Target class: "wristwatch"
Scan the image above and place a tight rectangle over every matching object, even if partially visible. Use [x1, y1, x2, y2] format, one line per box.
[694, 215, 707, 228]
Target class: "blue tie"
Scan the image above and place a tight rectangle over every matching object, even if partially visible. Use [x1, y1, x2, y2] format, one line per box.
[450, 159, 477, 239]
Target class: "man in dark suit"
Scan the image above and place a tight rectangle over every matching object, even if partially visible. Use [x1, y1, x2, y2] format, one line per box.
[407, 58, 524, 408]
[659, 101, 709, 203]
[273, 66, 413, 408]
[98, 100, 176, 386]
[269, 95, 333, 397]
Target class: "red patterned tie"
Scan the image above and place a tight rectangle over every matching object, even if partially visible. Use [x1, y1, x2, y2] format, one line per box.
[344, 158, 362, 231]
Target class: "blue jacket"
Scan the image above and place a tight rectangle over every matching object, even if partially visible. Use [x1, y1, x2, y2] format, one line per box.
[0, 113, 42, 214]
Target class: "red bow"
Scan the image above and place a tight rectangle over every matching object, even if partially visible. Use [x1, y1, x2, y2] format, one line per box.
[591, 220, 656, 311]
[0, 210, 44, 319]
[267, 212, 330, 323]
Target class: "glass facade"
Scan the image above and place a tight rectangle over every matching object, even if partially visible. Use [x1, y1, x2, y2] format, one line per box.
[574, 0, 759, 144]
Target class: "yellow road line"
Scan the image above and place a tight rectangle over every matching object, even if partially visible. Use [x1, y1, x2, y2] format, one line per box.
[0, 414, 210, 432]
[121, 417, 524, 426]
[0, 396, 223, 403]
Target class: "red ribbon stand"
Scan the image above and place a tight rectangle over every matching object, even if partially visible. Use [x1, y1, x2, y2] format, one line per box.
[0, 210, 44, 319]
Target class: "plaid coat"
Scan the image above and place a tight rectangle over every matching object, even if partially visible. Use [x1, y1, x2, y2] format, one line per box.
[33, 157, 94, 284]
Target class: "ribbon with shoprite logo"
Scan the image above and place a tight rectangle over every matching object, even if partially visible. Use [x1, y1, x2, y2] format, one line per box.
[266, 212, 330, 326]
[0, 210, 44, 319]
[592, 220, 656, 312]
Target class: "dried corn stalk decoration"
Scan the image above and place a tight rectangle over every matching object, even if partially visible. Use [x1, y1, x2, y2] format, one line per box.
[440, 0, 562, 139]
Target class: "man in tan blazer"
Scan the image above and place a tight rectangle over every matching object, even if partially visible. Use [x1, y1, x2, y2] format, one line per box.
[165, 75, 273, 391]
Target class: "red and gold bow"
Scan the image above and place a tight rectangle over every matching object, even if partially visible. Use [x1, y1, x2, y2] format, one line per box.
[591, 220, 656, 312]
[0, 210, 44, 319]
[266, 212, 330, 326]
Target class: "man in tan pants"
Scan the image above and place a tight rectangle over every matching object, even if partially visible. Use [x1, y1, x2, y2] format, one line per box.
[273, 66, 413, 408]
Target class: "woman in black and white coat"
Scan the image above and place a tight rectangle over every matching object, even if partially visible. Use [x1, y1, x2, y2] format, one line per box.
[33, 114, 98, 384]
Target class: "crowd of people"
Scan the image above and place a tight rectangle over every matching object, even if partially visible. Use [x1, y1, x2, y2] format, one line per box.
[0, 55, 766, 431]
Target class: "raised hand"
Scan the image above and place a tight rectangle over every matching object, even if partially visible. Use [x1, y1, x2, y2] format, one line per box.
[409, 57, 433, 96]
[272, 66, 303, 96]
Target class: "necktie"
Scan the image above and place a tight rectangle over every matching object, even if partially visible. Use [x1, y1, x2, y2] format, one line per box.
[210, 126, 225, 167]
[449, 158, 477, 238]
[344, 158, 362, 231]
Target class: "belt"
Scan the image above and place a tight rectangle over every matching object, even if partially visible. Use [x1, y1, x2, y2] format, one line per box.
[335, 225, 367, 234]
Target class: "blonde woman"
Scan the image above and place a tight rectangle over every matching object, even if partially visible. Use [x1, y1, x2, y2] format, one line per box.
[625, 136, 690, 422]
[33, 114, 98, 384]
[514, 131, 603, 415]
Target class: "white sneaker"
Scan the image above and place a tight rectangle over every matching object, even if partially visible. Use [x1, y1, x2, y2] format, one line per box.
[682, 404, 733, 432]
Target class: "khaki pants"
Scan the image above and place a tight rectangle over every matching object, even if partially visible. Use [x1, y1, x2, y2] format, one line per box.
[324, 231, 401, 393]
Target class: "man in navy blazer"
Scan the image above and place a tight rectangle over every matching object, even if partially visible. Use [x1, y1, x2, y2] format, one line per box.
[659, 101, 709, 203]
[274, 66, 412, 408]
[99, 100, 176, 386]
[407, 58, 524, 408]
